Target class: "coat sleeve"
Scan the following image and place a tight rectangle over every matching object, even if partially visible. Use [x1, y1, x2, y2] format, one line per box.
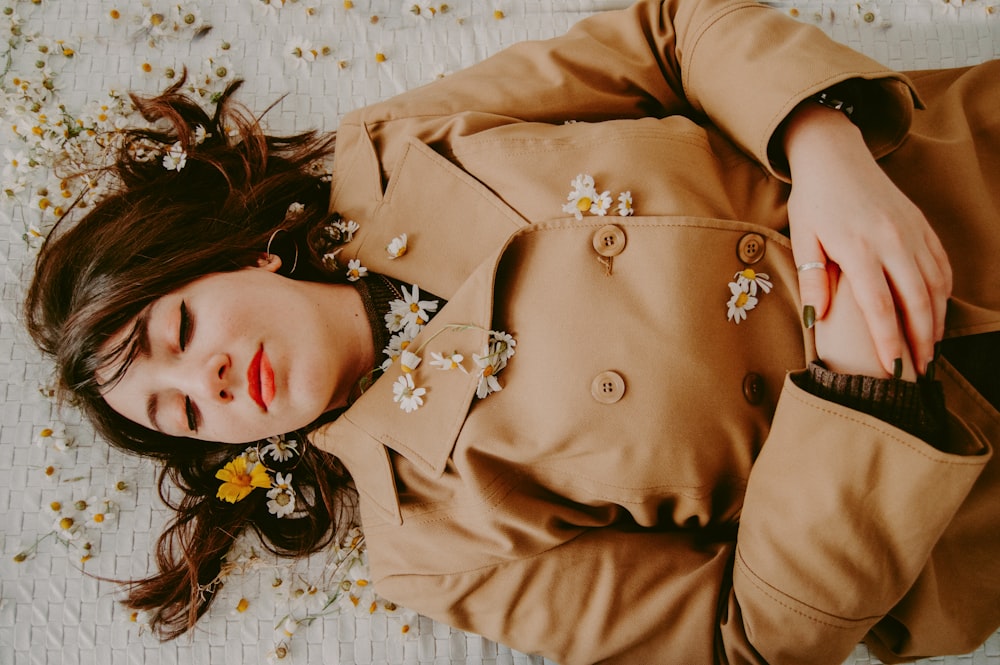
[372, 374, 990, 665]
[354, 0, 917, 180]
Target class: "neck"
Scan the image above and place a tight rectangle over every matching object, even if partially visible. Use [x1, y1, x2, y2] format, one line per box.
[311, 280, 376, 411]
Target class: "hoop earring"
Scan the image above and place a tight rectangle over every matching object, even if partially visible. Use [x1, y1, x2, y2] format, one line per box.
[266, 228, 300, 274]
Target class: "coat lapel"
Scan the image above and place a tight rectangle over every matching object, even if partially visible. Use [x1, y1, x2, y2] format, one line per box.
[330, 124, 528, 299]
[321, 119, 530, 525]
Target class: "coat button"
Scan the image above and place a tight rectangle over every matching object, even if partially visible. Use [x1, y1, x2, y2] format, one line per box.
[742, 373, 765, 405]
[593, 225, 627, 257]
[591, 371, 626, 404]
[737, 233, 766, 264]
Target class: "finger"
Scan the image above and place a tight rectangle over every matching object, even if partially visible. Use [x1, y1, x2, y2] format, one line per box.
[791, 232, 831, 327]
[924, 228, 953, 341]
[796, 259, 832, 329]
[843, 258, 904, 377]
[890, 231, 952, 373]
[887, 260, 935, 373]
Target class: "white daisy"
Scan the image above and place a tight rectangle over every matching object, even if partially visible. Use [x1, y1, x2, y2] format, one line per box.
[86, 499, 116, 527]
[335, 219, 360, 242]
[386, 233, 408, 259]
[473, 358, 503, 398]
[399, 350, 421, 373]
[392, 374, 426, 413]
[261, 435, 299, 462]
[398, 284, 439, 336]
[617, 191, 634, 217]
[590, 190, 613, 216]
[732, 268, 773, 296]
[266, 473, 296, 518]
[52, 514, 82, 541]
[562, 173, 599, 220]
[162, 141, 187, 171]
[287, 37, 318, 70]
[193, 123, 211, 144]
[726, 282, 758, 324]
[490, 330, 517, 363]
[346, 259, 368, 282]
[430, 351, 467, 372]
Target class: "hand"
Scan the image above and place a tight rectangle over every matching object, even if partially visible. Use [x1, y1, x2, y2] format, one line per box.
[813, 264, 917, 381]
[782, 102, 951, 376]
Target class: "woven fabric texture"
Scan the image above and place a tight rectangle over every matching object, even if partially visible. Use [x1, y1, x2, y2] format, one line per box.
[1, 1, 999, 664]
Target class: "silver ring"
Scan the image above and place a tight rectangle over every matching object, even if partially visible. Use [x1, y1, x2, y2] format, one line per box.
[796, 261, 827, 273]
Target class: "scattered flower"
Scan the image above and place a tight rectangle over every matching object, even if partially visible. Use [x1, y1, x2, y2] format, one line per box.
[216, 455, 271, 503]
[394, 284, 439, 336]
[726, 282, 758, 324]
[494, 9, 505, 19]
[193, 124, 209, 145]
[430, 351, 467, 372]
[346, 258, 367, 282]
[399, 350, 421, 373]
[617, 191, 634, 217]
[472, 331, 516, 399]
[266, 473, 296, 518]
[386, 233, 408, 258]
[392, 374, 426, 413]
[86, 499, 116, 527]
[162, 141, 187, 171]
[732, 268, 772, 297]
[261, 435, 299, 463]
[562, 173, 612, 219]
[375, 52, 387, 63]
[287, 37, 319, 70]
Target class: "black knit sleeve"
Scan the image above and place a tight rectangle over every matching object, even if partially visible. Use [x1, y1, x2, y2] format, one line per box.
[792, 361, 949, 450]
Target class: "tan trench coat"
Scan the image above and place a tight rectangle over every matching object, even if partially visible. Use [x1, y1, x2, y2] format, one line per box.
[311, 0, 1000, 662]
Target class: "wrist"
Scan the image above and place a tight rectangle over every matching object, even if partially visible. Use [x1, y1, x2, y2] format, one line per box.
[782, 101, 865, 173]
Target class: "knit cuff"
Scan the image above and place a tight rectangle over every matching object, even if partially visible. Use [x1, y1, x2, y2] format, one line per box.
[792, 362, 949, 450]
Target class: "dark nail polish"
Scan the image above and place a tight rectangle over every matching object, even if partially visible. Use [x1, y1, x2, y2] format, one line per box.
[892, 358, 903, 379]
[925, 360, 936, 382]
[934, 341, 942, 361]
[802, 305, 816, 329]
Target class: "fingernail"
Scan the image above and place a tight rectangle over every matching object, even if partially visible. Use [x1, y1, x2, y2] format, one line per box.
[893, 358, 903, 379]
[925, 360, 936, 382]
[934, 341, 942, 361]
[802, 305, 816, 329]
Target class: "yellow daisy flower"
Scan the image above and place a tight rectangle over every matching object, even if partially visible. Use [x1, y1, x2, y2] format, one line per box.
[215, 456, 271, 503]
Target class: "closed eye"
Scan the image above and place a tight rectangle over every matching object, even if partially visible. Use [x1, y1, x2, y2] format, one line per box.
[179, 300, 192, 351]
[185, 396, 198, 432]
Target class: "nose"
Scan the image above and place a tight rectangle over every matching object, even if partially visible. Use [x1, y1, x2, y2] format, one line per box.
[184, 353, 234, 403]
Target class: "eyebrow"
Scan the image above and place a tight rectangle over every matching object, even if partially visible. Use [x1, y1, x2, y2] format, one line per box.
[146, 394, 163, 433]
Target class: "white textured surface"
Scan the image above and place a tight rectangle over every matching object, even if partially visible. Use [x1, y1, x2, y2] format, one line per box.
[1, 1, 1000, 664]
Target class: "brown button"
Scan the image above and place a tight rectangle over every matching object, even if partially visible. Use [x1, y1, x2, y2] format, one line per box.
[593, 225, 627, 257]
[737, 233, 766, 264]
[742, 373, 766, 405]
[591, 371, 626, 404]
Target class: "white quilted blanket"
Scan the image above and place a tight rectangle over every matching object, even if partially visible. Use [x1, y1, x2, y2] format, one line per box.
[1, 1, 999, 663]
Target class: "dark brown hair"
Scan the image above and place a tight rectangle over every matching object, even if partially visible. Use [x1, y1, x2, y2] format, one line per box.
[23, 75, 357, 639]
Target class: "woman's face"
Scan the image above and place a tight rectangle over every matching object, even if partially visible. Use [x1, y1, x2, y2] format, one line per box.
[99, 257, 371, 444]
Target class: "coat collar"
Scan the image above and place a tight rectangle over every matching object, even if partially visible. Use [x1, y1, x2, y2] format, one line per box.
[313, 253, 504, 526]
[330, 117, 527, 299]
[318, 121, 527, 523]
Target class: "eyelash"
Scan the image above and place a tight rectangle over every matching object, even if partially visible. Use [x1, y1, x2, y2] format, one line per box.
[185, 396, 198, 433]
[179, 300, 192, 351]
[179, 301, 197, 432]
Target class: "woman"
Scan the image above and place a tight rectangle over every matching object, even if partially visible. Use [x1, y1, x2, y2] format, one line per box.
[22, 0, 1000, 662]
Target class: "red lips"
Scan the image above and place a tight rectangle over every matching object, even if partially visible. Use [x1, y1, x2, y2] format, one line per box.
[247, 346, 275, 411]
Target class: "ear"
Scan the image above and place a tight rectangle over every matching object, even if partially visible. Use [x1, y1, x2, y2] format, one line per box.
[256, 252, 283, 273]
